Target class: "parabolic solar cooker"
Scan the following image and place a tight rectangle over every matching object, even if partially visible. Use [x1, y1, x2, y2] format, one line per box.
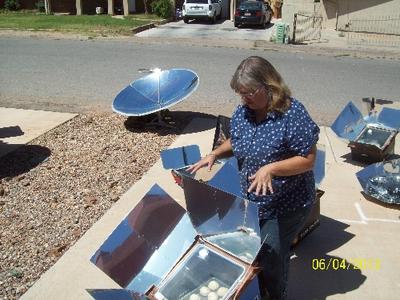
[112, 68, 199, 128]
[356, 158, 400, 205]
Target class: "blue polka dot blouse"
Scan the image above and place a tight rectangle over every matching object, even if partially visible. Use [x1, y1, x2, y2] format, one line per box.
[230, 98, 320, 219]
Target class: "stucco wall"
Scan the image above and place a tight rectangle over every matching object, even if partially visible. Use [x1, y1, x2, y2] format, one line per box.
[282, 0, 400, 30]
[281, 0, 317, 25]
[331, 0, 399, 30]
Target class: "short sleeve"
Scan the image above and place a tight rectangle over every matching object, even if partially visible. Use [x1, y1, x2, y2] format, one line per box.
[230, 105, 243, 142]
[285, 101, 320, 157]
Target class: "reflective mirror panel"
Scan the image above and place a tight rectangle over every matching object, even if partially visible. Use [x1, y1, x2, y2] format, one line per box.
[160, 145, 201, 170]
[87, 289, 148, 300]
[331, 101, 365, 141]
[208, 158, 242, 197]
[124, 185, 186, 250]
[206, 231, 261, 264]
[182, 175, 237, 234]
[356, 159, 400, 204]
[175, 157, 241, 197]
[314, 144, 326, 189]
[180, 173, 260, 239]
[113, 69, 199, 116]
[157, 244, 245, 300]
[174, 160, 224, 183]
[377, 107, 400, 129]
[355, 125, 394, 149]
[127, 214, 197, 293]
[91, 184, 190, 292]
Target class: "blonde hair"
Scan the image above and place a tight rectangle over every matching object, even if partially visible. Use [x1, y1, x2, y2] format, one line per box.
[230, 56, 291, 113]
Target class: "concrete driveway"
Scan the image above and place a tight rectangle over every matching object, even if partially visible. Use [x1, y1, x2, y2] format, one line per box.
[136, 19, 275, 41]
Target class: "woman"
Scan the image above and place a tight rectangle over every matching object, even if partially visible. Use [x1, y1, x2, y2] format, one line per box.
[188, 56, 319, 299]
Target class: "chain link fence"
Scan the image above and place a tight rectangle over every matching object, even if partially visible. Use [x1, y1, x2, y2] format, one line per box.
[292, 13, 322, 43]
[346, 15, 400, 47]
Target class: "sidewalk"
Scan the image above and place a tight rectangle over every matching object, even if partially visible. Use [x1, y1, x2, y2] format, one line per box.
[0, 107, 76, 158]
[20, 116, 400, 299]
[254, 27, 400, 60]
[132, 18, 400, 60]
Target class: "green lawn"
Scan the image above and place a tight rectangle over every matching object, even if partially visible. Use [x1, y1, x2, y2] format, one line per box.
[0, 10, 163, 36]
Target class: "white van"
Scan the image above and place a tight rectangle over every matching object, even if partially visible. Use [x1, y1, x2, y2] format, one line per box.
[182, 0, 222, 24]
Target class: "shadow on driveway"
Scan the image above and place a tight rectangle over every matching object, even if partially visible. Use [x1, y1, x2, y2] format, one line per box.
[288, 215, 367, 299]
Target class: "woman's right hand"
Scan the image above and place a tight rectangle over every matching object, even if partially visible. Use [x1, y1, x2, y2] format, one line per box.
[186, 154, 217, 174]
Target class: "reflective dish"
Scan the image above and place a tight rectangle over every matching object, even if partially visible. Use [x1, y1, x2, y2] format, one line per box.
[356, 159, 400, 204]
[113, 69, 199, 116]
[366, 175, 400, 204]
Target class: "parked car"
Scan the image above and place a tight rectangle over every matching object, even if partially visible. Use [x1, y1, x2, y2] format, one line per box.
[234, 0, 272, 28]
[182, 0, 222, 24]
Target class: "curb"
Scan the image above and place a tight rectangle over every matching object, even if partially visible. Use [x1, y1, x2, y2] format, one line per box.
[131, 23, 155, 34]
[131, 18, 173, 34]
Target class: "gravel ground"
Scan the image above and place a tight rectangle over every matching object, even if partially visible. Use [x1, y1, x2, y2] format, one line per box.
[0, 113, 177, 299]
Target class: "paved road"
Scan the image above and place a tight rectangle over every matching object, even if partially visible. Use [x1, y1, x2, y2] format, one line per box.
[1, 36, 400, 125]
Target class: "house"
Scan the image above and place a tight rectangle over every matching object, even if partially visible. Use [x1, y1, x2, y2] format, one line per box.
[0, 0, 149, 16]
[282, 0, 400, 30]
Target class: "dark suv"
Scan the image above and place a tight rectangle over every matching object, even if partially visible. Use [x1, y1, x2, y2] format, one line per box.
[234, 1, 272, 28]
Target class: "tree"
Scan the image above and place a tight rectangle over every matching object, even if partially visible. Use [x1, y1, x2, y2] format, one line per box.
[143, 0, 151, 14]
[44, 0, 52, 14]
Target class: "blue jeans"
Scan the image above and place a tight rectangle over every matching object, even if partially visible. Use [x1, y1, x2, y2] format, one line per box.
[258, 205, 312, 300]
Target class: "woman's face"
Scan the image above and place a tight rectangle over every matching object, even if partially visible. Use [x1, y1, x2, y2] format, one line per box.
[237, 86, 268, 111]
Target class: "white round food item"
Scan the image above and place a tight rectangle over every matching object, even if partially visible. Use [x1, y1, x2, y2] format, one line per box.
[200, 286, 210, 296]
[208, 292, 218, 300]
[368, 129, 373, 134]
[208, 280, 219, 291]
[217, 287, 228, 297]
[189, 294, 201, 300]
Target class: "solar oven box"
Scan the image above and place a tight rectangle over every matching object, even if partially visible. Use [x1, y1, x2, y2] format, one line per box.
[331, 102, 400, 164]
[146, 236, 261, 300]
[348, 125, 397, 164]
[89, 183, 263, 300]
[292, 190, 323, 246]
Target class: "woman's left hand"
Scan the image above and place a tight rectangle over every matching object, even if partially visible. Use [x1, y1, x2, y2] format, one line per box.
[248, 165, 274, 196]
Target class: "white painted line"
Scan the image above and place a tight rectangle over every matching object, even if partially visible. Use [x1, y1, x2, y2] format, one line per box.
[335, 203, 400, 225]
[336, 219, 367, 224]
[355, 202, 368, 224]
[367, 218, 400, 223]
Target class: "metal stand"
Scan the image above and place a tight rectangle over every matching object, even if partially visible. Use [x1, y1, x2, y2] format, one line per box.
[146, 111, 179, 131]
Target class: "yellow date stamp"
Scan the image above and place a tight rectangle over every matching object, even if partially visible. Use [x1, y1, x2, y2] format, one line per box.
[311, 258, 381, 271]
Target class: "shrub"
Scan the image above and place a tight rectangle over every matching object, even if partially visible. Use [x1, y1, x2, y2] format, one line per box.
[151, 0, 172, 19]
[35, 0, 46, 13]
[4, 0, 20, 11]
